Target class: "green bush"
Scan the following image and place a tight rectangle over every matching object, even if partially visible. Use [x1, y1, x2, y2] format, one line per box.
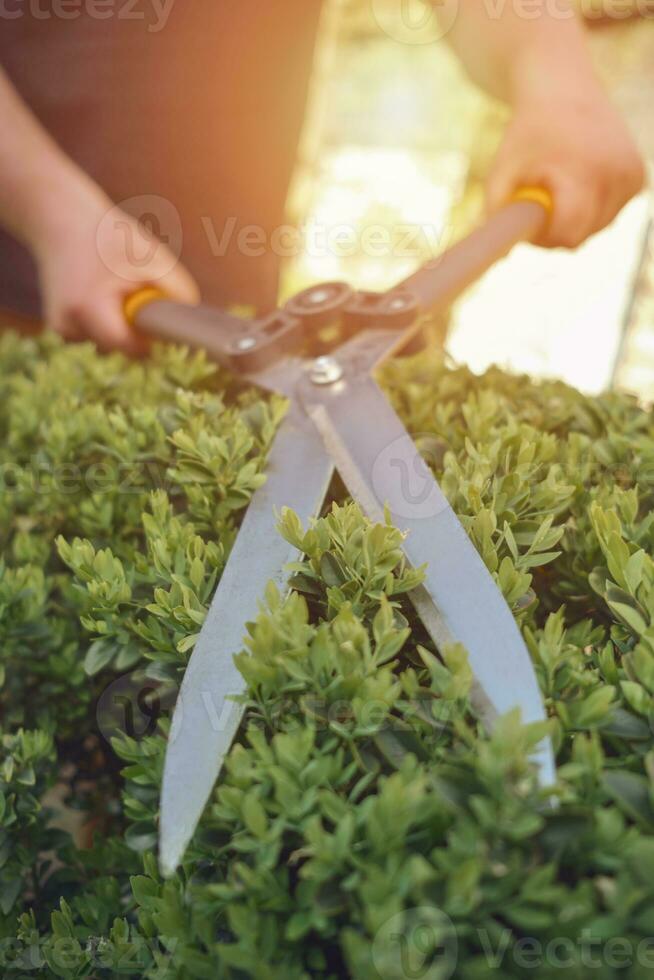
[1, 330, 654, 979]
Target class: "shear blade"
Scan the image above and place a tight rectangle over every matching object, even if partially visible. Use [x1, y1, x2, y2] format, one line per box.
[302, 373, 556, 787]
[159, 407, 333, 876]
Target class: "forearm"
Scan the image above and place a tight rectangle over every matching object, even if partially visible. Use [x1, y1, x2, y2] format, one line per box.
[440, 0, 599, 106]
[0, 66, 105, 253]
[441, 1, 644, 248]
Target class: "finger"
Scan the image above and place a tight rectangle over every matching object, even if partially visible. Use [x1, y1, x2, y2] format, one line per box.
[123, 231, 201, 306]
[488, 155, 599, 250]
[594, 155, 647, 235]
[542, 173, 607, 249]
[485, 159, 559, 247]
[74, 297, 145, 355]
[594, 184, 624, 238]
[47, 308, 85, 342]
[484, 153, 523, 219]
[158, 259, 201, 305]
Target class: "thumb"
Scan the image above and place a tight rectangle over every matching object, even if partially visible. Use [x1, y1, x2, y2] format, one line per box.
[156, 257, 201, 306]
[485, 153, 523, 218]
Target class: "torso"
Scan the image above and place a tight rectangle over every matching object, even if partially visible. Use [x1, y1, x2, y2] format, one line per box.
[0, 2, 323, 316]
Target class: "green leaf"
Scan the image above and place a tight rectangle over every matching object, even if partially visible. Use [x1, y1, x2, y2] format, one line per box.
[83, 638, 118, 676]
[242, 792, 268, 838]
[603, 770, 654, 826]
[125, 822, 158, 852]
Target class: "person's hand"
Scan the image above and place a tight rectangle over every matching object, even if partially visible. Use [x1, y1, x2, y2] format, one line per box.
[486, 72, 646, 248]
[34, 180, 198, 352]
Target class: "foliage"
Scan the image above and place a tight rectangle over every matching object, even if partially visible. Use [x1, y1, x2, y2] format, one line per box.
[1, 331, 654, 978]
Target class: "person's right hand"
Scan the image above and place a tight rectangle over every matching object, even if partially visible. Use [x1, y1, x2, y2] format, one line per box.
[34, 180, 198, 353]
[486, 73, 646, 249]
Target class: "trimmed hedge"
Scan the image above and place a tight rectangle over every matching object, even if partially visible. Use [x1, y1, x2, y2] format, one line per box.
[1, 330, 654, 979]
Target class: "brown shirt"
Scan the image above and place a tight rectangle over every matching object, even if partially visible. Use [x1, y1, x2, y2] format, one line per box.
[0, 2, 322, 316]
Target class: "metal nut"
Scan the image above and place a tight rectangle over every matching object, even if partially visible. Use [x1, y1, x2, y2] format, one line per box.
[309, 356, 343, 386]
[234, 336, 257, 352]
[306, 287, 330, 305]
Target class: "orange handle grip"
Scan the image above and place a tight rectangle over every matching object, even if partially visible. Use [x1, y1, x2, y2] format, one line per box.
[124, 286, 169, 327]
[511, 185, 554, 217]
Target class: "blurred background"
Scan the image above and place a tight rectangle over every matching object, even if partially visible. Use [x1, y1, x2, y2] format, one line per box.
[281, 0, 654, 399]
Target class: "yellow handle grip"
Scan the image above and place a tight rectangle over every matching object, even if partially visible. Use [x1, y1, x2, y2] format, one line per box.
[511, 185, 554, 218]
[124, 286, 169, 327]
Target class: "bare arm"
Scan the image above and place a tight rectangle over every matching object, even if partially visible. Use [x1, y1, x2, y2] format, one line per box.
[0, 65, 90, 248]
[0, 66, 197, 348]
[440, 0, 645, 246]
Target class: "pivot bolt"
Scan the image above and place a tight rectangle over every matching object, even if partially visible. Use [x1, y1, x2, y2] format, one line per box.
[310, 356, 343, 386]
[307, 287, 330, 305]
[234, 336, 257, 352]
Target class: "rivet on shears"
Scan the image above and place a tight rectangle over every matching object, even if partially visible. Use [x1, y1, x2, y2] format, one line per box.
[234, 336, 257, 352]
[310, 355, 343, 386]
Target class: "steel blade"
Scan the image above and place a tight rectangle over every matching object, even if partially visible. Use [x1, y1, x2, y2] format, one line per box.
[159, 406, 334, 876]
[301, 373, 555, 786]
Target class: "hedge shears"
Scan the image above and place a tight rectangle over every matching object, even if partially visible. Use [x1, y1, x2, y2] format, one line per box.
[126, 189, 557, 876]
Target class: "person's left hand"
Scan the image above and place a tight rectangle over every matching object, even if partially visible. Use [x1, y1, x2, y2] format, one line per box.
[34, 178, 199, 353]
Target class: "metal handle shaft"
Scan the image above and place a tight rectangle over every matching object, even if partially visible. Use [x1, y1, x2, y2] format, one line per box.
[397, 196, 550, 310]
[125, 190, 552, 360]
